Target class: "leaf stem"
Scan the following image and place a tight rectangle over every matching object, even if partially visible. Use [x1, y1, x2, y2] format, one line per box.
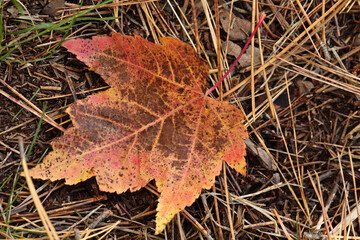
[205, 12, 266, 96]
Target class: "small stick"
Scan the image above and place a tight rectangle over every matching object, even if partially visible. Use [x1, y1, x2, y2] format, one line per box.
[181, 209, 213, 240]
[40, 86, 62, 91]
[88, 209, 113, 229]
[65, 74, 78, 101]
[0, 141, 20, 154]
[34, 72, 61, 83]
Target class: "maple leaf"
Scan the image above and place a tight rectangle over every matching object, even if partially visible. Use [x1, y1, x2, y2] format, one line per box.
[28, 34, 248, 234]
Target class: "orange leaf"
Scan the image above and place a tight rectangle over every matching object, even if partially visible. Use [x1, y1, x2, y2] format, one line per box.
[28, 34, 248, 234]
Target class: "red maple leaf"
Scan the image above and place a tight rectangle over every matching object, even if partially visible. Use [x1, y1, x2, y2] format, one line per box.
[28, 34, 248, 233]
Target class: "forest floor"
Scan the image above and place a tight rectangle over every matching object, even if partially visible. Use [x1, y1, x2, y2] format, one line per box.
[1, 0, 360, 239]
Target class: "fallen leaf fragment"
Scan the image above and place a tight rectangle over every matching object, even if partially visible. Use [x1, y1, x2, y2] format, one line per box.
[224, 40, 261, 67]
[6, 6, 19, 18]
[244, 139, 275, 171]
[224, 40, 242, 58]
[220, 10, 252, 41]
[42, 0, 65, 16]
[296, 80, 314, 95]
[27, 34, 248, 234]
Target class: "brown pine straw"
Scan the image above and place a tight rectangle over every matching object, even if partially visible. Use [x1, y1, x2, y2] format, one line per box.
[272, 209, 292, 240]
[19, 138, 60, 240]
[308, 170, 334, 239]
[222, 0, 351, 98]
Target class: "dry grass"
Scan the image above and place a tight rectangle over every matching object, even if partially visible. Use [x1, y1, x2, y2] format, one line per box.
[1, 0, 360, 239]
